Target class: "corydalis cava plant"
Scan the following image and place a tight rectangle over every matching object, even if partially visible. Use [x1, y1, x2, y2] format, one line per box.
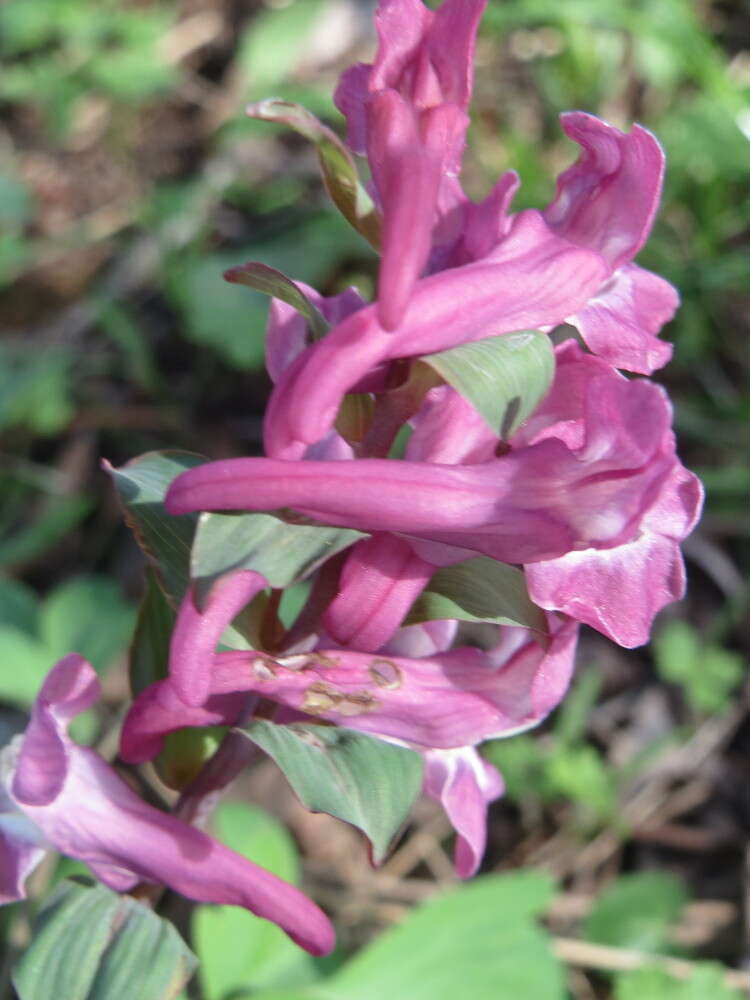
[3, 0, 702, 964]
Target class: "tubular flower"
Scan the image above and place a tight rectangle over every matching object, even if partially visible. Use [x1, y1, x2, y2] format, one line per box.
[0, 655, 334, 956]
[121, 614, 578, 763]
[252, 110, 676, 459]
[166, 341, 692, 572]
[335, 0, 487, 330]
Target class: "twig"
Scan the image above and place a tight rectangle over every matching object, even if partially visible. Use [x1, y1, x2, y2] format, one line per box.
[552, 937, 750, 992]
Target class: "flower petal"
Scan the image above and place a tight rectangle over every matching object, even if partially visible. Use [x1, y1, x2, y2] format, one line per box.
[0, 763, 47, 903]
[169, 570, 267, 707]
[322, 534, 435, 652]
[571, 263, 677, 375]
[125, 616, 578, 752]
[368, 91, 465, 330]
[423, 747, 503, 877]
[12, 653, 100, 807]
[545, 112, 665, 270]
[263, 210, 607, 458]
[526, 465, 703, 647]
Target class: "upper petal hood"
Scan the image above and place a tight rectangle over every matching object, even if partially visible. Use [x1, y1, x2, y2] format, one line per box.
[545, 112, 665, 270]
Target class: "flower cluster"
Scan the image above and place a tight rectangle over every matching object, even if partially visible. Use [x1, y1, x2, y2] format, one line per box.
[1, 0, 702, 957]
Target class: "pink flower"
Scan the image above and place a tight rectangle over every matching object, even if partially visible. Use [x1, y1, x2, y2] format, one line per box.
[335, 0, 487, 330]
[169, 570, 267, 707]
[121, 614, 578, 762]
[423, 747, 504, 878]
[525, 464, 703, 647]
[166, 342, 686, 574]
[544, 113, 678, 375]
[0, 655, 334, 956]
[250, 114, 675, 459]
[322, 533, 435, 653]
[261, 211, 607, 459]
[121, 601, 576, 881]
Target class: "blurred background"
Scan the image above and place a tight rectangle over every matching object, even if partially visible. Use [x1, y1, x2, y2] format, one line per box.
[1, 0, 749, 997]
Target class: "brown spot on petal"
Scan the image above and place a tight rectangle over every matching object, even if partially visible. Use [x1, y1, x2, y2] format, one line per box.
[369, 658, 403, 689]
[302, 681, 380, 717]
[302, 682, 339, 712]
[335, 692, 380, 716]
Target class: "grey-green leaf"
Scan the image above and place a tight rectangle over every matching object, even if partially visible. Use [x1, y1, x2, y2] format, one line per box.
[129, 568, 176, 696]
[191, 511, 363, 594]
[106, 450, 206, 604]
[224, 262, 329, 340]
[246, 99, 381, 249]
[421, 330, 555, 439]
[13, 878, 196, 1000]
[406, 557, 548, 635]
[238, 721, 423, 864]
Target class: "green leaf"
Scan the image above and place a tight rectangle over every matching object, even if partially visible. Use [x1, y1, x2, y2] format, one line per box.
[0, 576, 38, 634]
[544, 745, 616, 824]
[0, 174, 33, 228]
[653, 621, 743, 713]
[405, 557, 548, 634]
[553, 668, 603, 747]
[615, 963, 743, 999]
[0, 347, 74, 435]
[191, 511, 363, 594]
[129, 568, 175, 696]
[324, 872, 564, 1000]
[247, 99, 381, 248]
[106, 451, 206, 604]
[238, 1, 325, 93]
[420, 330, 555, 439]
[13, 878, 196, 1000]
[0, 626, 51, 706]
[238, 721, 423, 864]
[194, 803, 318, 999]
[0, 496, 91, 567]
[39, 576, 134, 675]
[586, 873, 688, 953]
[225, 262, 330, 339]
[482, 735, 548, 801]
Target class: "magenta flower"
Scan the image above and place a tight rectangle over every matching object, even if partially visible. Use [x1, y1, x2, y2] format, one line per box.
[0, 654, 334, 956]
[261, 210, 608, 458]
[249, 111, 675, 459]
[121, 612, 565, 881]
[169, 570, 267, 707]
[544, 113, 678, 375]
[322, 533, 435, 653]
[120, 614, 578, 763]
[525, 464, 703, 647]
[166, 341, 689, 574]
[423, 747, 504, 878]
[335, 0, 487, 330]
